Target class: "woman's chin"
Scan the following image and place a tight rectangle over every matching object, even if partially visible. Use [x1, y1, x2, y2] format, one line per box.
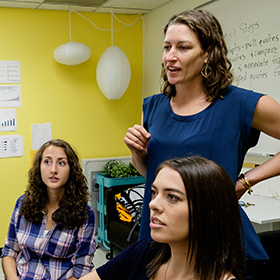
[151, 230, 167, 243]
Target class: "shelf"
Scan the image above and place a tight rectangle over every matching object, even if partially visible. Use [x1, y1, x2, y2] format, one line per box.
[96, 174, 145, 188]
[96, 174, 145, 251]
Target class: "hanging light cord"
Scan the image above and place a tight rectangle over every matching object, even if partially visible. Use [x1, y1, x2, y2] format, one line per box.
[69, 11, 72, 41]
[111, 10, 113, 46]
[68, 10, 143, 39]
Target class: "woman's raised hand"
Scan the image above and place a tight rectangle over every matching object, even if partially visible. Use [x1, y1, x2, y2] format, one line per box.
[124, 124, 151, 153]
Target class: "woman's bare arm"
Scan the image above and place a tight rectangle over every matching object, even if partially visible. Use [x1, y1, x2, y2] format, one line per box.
[2, 256, 19, 280]
[124, 113, 151, 176]
[236, 95, 280, 198]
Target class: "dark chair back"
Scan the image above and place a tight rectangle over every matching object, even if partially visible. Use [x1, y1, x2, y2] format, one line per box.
[105, 184, 142, 259]
[256, 230, 280, 279]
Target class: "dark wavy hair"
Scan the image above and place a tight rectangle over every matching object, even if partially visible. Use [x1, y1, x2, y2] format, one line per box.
[161, 10, 233, 101]
[20, 139, 90, 229]
[147, 156, 245, 280]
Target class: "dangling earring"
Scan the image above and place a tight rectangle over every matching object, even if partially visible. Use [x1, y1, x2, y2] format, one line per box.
[201, 63, 212, 79]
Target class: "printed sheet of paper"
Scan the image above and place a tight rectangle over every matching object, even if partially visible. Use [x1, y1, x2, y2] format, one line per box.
[31, 122, 52, 150]
[0, 109, 17, 131]
[0, 134, 24, 158]
[0, 85, 21, 107]
[0, 61, 20, 83]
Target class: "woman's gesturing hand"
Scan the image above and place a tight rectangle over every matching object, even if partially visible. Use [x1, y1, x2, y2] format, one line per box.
[124, 124, 151, 153]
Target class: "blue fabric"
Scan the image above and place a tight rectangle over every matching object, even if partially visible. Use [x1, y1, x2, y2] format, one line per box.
[97, 239, 153, 280]
[97, 239, 240, 280]
[140, 85, 268, 260]
[2, 196, 96, 279]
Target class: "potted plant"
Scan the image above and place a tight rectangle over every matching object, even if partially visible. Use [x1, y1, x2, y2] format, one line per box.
[101, 160, 140, 178]
[97, 160, 145, 187]
[95, 160, 145, 249]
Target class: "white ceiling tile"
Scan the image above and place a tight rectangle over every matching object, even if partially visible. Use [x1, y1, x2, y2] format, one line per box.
[38, 3, 96, 11]
[38, 3, 72, 10]
[0, 1, 39, 8]
[14, 0, 41, 2]
[95, 6, 148, 14]
[68, 4, 95, 11]
[102, 0, 170, 9]
[0, 0, 173, 13]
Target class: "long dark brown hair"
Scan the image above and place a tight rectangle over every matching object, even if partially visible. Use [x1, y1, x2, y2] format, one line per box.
[147, 156, 245, 280]
[20, 139, 90, 229]
[161, 10, 233, 101]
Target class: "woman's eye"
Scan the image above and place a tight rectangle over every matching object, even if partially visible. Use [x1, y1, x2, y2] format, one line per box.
[180, 45, 187, 50]
[44, 159, 51, 165]
[163, 45, 170, 51]
[58, 161, 67, 166]
[150, 189, 157, 199]
[168, 194, 179, 202]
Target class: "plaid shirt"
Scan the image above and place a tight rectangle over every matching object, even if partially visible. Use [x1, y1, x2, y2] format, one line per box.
[2, 196, 96, 279]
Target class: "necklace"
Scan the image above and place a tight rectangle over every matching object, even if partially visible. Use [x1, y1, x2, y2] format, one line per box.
[164, 260, 198, 280]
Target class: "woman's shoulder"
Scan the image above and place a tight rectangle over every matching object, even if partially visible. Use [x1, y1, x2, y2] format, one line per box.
[143, 93, 169, 115]
[125, 238, 153, 252]
[223, 85, 264, 99]
[144, 93, 167, 104]
[14, 195, 24, 209]
[115, 239, 154, 261]
[85, 205, 95, 224]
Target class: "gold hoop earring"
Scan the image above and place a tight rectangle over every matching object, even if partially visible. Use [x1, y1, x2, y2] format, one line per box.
[201, 63, 212, 79]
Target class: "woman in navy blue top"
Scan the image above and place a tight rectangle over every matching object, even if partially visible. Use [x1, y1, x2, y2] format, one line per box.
[124, 9, 280, 265]
[81, 157, 245, 280]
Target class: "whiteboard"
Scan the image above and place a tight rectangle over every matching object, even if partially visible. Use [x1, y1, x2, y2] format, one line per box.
[201, 0, 280, 155]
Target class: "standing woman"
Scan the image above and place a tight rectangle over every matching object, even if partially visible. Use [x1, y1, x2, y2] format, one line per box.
[2, 139, 96, 279]
[80, 157, 245, 280]
[124, 10, 280, 265]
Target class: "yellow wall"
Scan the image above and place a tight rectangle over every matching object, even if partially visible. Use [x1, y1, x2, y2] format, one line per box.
[0, 8, 143, 246]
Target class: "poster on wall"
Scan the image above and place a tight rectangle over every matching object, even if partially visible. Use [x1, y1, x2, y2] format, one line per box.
[0, 85, 21, 107]
[31, 122, 52, 150]
[0, 109, 17, 131]
[0, 61, 20, 83]
[0, 134, 23, 158]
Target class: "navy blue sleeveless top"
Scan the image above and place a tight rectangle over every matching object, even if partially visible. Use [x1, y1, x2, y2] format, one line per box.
[140, 85, 268, 260]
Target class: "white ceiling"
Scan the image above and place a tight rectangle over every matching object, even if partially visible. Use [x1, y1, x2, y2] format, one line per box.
[0, 0, 173, 14]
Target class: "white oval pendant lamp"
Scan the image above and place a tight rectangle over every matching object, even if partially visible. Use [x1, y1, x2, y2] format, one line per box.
[96, 46, 131, 100]
[53, 11, 91, 66]
[53, 41, 91, 66]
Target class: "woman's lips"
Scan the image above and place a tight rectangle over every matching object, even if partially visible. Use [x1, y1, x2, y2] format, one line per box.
[150, 216, 166, 229]
[168, 66, 180, 72]
[49, 176, 59, 182]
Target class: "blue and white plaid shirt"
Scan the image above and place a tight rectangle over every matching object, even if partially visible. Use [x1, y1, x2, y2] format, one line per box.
[2, 196, 96, 279]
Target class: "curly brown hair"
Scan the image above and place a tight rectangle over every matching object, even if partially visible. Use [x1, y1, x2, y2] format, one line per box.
[20, 139, 90, 229]
[161, 10, 233, 101]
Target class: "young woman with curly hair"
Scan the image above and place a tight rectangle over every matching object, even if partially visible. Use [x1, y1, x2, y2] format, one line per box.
[2, 139, 96, 280]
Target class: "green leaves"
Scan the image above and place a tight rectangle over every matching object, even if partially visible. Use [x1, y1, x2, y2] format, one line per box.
[101, 160, 140, 178]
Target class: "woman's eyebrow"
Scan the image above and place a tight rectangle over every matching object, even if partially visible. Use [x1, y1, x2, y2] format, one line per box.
[42, 155, 67, 160]
[164, 188, 185, 195]
[163, 40, 191, 44]
[151, 184, 158, 190]
[151, 184, 185, 195]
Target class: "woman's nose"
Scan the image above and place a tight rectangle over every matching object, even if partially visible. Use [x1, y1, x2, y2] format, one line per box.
[149, 196, 163, 212]
[50, 163, 58, 173]
[166, 48, 177, 61]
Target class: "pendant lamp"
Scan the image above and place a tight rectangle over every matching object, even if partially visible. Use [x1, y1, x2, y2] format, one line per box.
[53, 11, 91, 66]
[96, 11, 131, 100]
[96, 46, 131, 100]
[53, 41, 91, 66]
